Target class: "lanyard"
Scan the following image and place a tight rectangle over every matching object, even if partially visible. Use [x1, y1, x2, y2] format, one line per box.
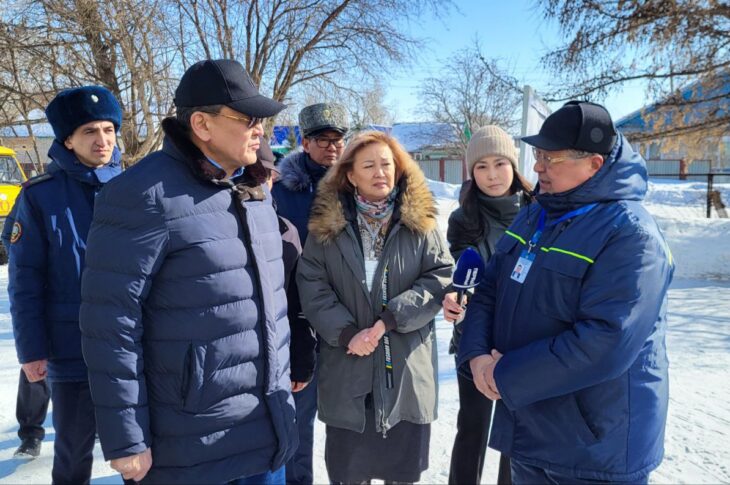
[381, 265, 394, 389]
[528, 203, 598, 252]
[358, 213, 385, 259]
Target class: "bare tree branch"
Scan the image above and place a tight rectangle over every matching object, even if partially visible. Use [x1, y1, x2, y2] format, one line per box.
[418, 41, 522, 156]
[538, 0, 730, 139]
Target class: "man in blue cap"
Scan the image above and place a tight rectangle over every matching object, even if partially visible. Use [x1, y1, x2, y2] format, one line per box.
[458, 101, 674, 484]
[80, 59, 297, 484]
[8, 85, 123, 484]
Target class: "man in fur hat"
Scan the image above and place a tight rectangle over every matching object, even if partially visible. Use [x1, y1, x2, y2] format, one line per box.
[8, 85, 123, 484]
[271, 102, 349, 485]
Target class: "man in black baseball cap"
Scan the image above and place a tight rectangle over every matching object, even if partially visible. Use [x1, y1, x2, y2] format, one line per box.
[175, 59, 285, 119]
[459, 98, 673, 485]
[168, 59, 286, 179]
[80, 60, 297, 484]
[522, 100, 618, 194]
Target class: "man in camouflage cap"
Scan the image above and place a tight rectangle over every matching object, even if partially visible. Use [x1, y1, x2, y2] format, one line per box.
[273, 101, 349, 242]
[271, 102, 349, 485]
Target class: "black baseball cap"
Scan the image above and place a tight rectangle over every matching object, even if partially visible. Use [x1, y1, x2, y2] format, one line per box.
[174, 59, 285, 118]
[521, 100, 618, 154]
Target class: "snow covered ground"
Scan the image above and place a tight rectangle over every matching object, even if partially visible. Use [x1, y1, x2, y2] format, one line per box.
[0, 180, 728, 484]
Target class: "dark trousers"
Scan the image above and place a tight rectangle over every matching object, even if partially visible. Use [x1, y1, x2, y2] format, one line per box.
[511, 458, 649, 485]
[50, 381, 97, 485]
[16, 369, 50, 441]
[449, 370, 511, 485]
[286, 364, 318, 485]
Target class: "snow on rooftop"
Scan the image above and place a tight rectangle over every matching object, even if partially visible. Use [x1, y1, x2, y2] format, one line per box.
[391, 122, 459, 152]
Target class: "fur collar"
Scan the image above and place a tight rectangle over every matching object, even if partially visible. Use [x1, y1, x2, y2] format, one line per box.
[277, 150, 314, 192]
[161, 117, 267, 186]
[308, 156, 437, 244]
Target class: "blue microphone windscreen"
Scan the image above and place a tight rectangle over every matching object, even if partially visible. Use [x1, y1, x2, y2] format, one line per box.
[452, 247, 485, 290]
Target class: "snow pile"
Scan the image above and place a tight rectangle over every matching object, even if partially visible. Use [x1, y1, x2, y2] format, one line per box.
[428, 179, 730, 281]
[428, 179, 461, 201]
[655, 216, 730, 280]
[645, 179, 730, 210]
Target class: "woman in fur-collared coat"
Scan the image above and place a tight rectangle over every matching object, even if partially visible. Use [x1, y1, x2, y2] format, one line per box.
[297, 131, 453, 484]
[297, 132, 453, 483]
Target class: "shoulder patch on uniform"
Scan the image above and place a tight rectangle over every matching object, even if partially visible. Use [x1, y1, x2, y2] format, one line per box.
[10, 222, 22, 244]
[21, 173, 53, 189]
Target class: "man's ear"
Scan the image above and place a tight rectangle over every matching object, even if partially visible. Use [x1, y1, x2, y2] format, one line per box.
[189, 112, 212, 142]
[589, 154, 604, 174]
[302, 137, 311, 154]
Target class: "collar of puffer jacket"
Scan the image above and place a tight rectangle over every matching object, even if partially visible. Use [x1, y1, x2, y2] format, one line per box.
[307, 154, 438, 244]
[277, 150, 320, 192]
[48, 140, 122, 186]
[161, 117, 268, 188]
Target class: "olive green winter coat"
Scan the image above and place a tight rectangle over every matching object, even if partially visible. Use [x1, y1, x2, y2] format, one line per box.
[297, 157, 453, 434]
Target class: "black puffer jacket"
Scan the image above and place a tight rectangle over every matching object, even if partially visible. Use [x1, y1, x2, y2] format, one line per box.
[446, 189, 527, 353]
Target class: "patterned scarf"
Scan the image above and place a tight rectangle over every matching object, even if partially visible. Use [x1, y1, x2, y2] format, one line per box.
[354, 187, 399, 220]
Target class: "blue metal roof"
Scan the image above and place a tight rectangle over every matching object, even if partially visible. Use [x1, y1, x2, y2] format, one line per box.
[616, 73, 730, 135]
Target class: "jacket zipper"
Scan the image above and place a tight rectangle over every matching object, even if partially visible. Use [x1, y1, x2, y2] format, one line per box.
[544, 220, 571, 248]
[348, 222, 392, 438]
[181, 343, 193, 406]
[232, 194, 272, 391]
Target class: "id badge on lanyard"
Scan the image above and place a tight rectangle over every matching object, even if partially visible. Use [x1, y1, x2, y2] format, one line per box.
[510, 204, 598, 284]
[365, 258, 378, 292]
[510, 250, 535, 283]
[510, 210, 544, 284]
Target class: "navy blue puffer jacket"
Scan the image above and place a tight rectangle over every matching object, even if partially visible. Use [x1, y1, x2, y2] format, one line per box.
[458, 135, 674, 482]
[8, 141, 121, 382]
[80, 119, 297, 483]
[271, 150, 327, 243]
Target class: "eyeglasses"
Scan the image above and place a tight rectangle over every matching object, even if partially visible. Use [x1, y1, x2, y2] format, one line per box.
[202, 110, 263, 129]
[312, 136, 345, 149]
[532, 147, 591, 166]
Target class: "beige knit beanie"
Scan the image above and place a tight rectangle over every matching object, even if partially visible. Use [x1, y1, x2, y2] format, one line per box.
[466, 125, 518, 174]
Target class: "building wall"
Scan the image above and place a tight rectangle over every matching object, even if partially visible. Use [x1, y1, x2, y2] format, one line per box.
[646, 159, 711, 177]
[634, 134, 730, 171]
[418, 159, 440, 181]
[414, 156, 467, 184]
[443, 159, 464, 184]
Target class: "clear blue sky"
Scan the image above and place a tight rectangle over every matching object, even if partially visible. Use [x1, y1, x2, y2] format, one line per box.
[386, 0, 646, 127]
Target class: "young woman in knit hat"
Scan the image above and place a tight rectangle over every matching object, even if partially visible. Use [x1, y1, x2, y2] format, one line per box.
[443, 125, 533, 485]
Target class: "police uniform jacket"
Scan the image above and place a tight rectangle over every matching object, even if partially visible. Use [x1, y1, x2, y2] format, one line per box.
[8, 141, 121, 382]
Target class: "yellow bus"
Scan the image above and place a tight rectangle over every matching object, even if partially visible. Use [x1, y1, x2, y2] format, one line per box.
[0, 146, 28, 263]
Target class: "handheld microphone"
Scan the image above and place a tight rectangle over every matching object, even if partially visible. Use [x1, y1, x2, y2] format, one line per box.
[450, 247, 485, 321]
